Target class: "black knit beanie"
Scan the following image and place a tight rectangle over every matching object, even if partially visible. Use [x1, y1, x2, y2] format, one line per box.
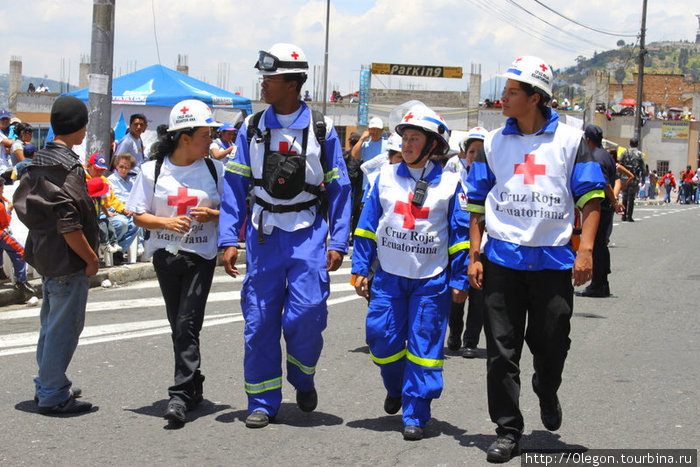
[51, 96, 89, 135]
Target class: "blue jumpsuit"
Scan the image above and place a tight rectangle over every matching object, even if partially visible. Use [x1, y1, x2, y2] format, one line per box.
[218, 102, 351, 417]
[351, 161, 470, 428]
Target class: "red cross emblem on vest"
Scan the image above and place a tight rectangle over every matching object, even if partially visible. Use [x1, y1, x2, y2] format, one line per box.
[167, 187, 198, 215]
[514, 154, 546, 185]
[277, 141, 296, 154]
[394, 192, 430, 230]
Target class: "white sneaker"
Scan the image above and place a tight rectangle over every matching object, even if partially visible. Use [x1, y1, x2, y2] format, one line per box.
[108, 243, 122, 253]
[136, 245, 144, 257]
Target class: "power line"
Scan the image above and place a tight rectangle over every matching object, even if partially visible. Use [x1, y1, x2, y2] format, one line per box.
[531, 0, 638, 37]
[151, 0, 161, 65]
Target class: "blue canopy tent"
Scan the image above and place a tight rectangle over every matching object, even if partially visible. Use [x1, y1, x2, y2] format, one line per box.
[62, 64, 252, 154]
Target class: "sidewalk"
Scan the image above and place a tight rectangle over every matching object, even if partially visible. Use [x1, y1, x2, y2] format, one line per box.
[0, 247, 246, 308]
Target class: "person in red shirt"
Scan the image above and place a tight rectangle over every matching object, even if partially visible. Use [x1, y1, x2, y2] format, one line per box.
[657, 171, 676, 203]
[0, 177, 37, 300]
[680, 165, 695, 204]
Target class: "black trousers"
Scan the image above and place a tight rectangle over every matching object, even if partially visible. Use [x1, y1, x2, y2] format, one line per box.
[153, 249, 216, 406]
[591, 209, 614, 290]
[621, 184, 637, 219]
[482, 257, 573, 439]
[448, 286, 484, 348]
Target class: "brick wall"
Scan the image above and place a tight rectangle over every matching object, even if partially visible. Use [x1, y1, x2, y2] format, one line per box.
[609, 73, 700, 109]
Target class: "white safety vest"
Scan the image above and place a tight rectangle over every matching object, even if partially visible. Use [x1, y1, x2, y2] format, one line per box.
[375, 162, 460, 279]
[483, 124, 582, 247]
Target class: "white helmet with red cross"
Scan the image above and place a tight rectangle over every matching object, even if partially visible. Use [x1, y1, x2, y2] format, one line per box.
[168, 99, 221, 132]
[255, 43, 309, 75]
[386, 132, 402, 152]
[460, 126, 488, 152]
[394, 104, 450, 156]
[501, 56, 553, 98]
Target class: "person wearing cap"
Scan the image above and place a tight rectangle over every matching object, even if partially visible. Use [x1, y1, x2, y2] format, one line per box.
[126, 99, 224, 425]
[219, 43, 351, 429]
[344, 131, 364, 239]
[465, 56, 605, 462]
[115, 113, 148, 169]
[209, 122, 238, 160]
[577, 125, 624, 298]
[0, 109, 15, 179]
[351, 103, 470, 441]
[85, 152, 139, 261]
[618, 138, 646, 220]
[13, 95, 99, 415]
[352, 116, 387, 190]
[444, 127, 488, 359]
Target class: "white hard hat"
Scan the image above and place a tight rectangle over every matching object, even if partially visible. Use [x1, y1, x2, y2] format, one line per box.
[368, 117, 383, 129]
[460, 126, 488, 152]
[386, 132, 402, 152]
[168, 99, 221, 132]
[255, 43, 309, 75]
[501, 56, 553, 98]
[395, 104, 450, 156]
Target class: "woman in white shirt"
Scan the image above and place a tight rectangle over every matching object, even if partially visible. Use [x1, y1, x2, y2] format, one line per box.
[126, 99, 224, 426]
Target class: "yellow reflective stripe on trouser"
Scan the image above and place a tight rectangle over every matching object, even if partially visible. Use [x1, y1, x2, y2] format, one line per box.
[354, 228, 377, 242]
[245, 377, 282, 394]
[225, 161, 251, 177]
[448, 241, 470, 255]
[287, 353, 316, 375]
[406, 350, 443, 368]
[324, 167, 339, 183]
[369, 348, 407, 365]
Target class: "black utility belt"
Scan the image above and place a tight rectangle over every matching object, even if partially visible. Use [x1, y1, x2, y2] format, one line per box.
[253, 197, 318, 213]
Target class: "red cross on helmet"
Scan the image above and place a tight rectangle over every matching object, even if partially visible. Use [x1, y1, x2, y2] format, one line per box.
[394, 104, 451, 156]
[501, 55, 553, 98]
[255, 43, 309, 75]
[168, 99, 221, 132]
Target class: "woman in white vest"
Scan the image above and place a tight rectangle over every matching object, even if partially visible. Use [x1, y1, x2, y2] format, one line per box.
[126, 99, 224, 426]
[351, 103, 470, 441]
[465, 56, 606, 462]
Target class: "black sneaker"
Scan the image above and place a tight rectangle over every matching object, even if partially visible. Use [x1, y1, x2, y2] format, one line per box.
[164, 398, 186, 424]
[296, 388, 318, 412]
[384, 394, 402, 414]
[245, 410, 272, 428]
[0, 270, 10, 283]
[403, 425, 424, 441]
[462, 347, 479, 359]
[35, 387, 82, 403]
[446, 335, 461, 351]
[15, 281, 37, 300]
[486, 436, 520, 463]
[37, 397, 92, 415]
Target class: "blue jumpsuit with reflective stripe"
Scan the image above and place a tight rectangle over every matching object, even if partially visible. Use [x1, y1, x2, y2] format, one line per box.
[352, 162, 470, 428]
[218, 102, 351, 417]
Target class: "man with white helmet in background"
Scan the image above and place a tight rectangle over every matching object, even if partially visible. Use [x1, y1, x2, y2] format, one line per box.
[219, 43, 351, 429]
[352, 116, 387, 190]
[444, 127, 487, 359]
[466, 56, 605, 462]
[359, 131, 403, 193]
[352, 103, 469, 441]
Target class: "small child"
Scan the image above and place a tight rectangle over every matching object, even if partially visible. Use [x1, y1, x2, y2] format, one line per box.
[86, 177, 121, 255]
[0, 177, 37, 300]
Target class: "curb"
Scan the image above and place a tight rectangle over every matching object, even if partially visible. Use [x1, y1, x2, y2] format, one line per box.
[0, 247, 246, 309]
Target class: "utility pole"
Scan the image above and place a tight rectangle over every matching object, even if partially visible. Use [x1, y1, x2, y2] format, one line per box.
[322, 0, 330, 114]
[87, 0, 115, 162]
[633, 0, 647, 149]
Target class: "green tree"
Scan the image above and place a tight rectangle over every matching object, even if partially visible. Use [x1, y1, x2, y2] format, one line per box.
[617, 39, 626, 47]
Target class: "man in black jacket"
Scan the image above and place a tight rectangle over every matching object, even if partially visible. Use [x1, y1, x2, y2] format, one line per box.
[14, 96, 99, 415]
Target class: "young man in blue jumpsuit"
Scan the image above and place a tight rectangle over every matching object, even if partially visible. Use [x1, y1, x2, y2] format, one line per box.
[351, 104, 470, 441]
[465, 56, 606, 463]
[218, 43, 351, 429]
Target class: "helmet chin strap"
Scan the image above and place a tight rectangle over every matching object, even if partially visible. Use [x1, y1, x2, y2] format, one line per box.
[407, 134, 436, 167]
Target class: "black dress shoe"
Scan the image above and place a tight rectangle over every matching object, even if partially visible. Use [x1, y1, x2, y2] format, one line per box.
[403, 425, 424, 440]
[533, 375, 562, 431]
[627, 217, 634, 222]
[164, 398, 186, 424]
[486, 436, 520, 463]
[462, 347, 478, 359]
[296, 388, 318, 412]
[621, 215, 627, 221]
[38, 397, 92, 415]
[446, 335, 461, 351]
[384, 394, 402, 414]
[576, 287, 610, 298]
[245, 410, 273, 428]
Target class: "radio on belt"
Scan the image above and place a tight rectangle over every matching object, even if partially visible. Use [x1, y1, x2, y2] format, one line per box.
[412, 179, 429, 207]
